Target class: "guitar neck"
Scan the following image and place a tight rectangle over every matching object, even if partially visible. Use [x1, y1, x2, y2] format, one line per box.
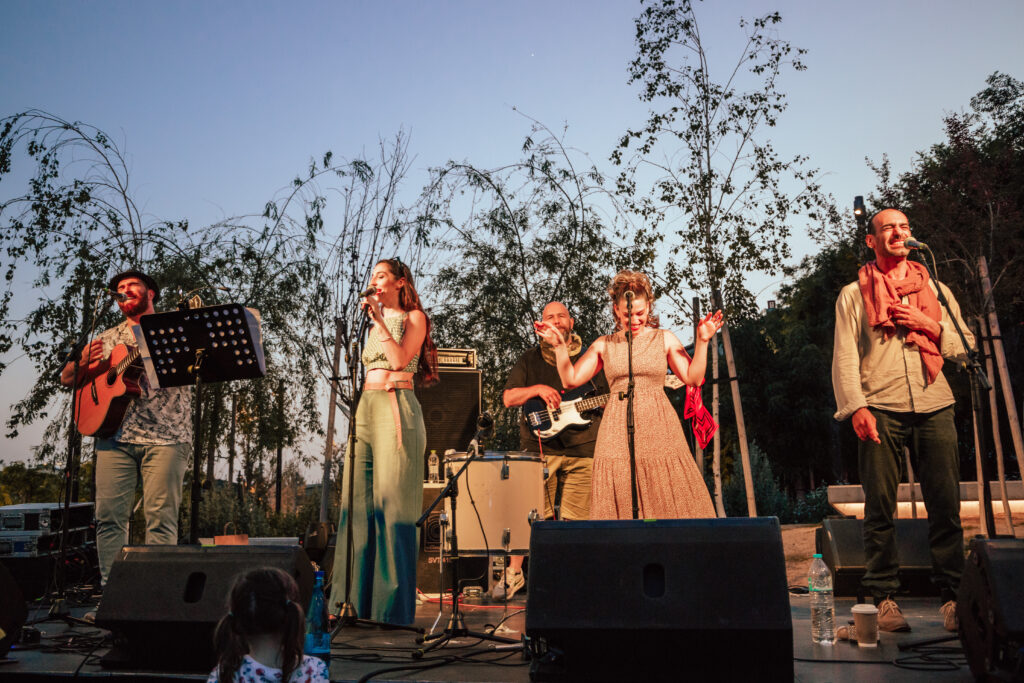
[574, 394, 610, 412]
[114, 347, 141, 376]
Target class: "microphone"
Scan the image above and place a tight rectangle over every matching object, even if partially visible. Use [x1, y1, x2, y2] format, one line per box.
[625, 290, 634, 302]
[477, 411, 494, 431]
[904, 238, 928, 250]
[357, 285, 376, 298]
[106, 289, 128, 302]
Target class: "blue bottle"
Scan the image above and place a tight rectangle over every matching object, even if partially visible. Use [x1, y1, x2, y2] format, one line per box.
[303, 570, 331, 664]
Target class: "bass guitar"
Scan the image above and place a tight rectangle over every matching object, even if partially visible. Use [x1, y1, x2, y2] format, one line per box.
[524, 375, 683, 440]
[74, 343, 144, 437]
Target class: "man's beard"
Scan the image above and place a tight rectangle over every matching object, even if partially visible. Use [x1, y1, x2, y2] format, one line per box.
[119, 297, 149, 317]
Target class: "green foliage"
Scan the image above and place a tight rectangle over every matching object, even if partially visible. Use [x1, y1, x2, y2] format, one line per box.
[427, 121, 625, 420]
[1, 112, 436, 505]
[613, 0, 834, 320]
[179, 482, 327, 542]
[0, 460, 63, 505]
[720, 442, 790, 519]
[791, 485, 833, 524]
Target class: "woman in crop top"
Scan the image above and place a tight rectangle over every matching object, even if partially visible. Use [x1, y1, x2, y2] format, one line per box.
[330, 258, 438, 625]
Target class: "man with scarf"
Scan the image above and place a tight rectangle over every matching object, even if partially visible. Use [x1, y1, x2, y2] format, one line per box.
[497, 301, 608, 599]
[832, 209, 974, 634]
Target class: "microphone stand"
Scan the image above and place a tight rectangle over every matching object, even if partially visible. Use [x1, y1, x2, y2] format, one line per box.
[51, 290, 113, 621]
[620, 292, 640, 520]
[331, 310, 422, 636]
[915, 247, 997, 536]
[413, 415, 518, 657]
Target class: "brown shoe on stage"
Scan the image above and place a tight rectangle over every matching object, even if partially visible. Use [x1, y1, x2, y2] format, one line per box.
[877, 598, 911, 632]
[940, 600, 958, 632]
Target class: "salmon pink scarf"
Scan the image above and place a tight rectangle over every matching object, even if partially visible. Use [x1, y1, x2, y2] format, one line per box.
[858, 261, 943, 384]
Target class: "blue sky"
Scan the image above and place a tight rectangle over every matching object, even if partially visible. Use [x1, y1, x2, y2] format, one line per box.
[3, 0, 1022, 471]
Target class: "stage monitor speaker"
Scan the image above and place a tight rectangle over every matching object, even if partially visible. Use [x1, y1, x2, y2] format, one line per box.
[415, 368, 481, 479]
[0, 561, 27, 658]
[958, 538, 1024, 682]
[815, 517, 935, 597]
[526, 518, 793, 682]
[96, 545, 313, 671]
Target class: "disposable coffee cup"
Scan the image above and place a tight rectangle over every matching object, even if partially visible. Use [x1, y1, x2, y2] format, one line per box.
[851, 603, 879, 647]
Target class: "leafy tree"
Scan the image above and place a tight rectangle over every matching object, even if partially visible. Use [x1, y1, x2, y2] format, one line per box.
[613, 1, 834, 515]
[612, 0, 830, 318]
[0, 112, 439, 525]
[0, 460, 63, 505]
[0, 111, 201, 459]
[427, 122, 626, 446]
[869, 72, 1024, 480]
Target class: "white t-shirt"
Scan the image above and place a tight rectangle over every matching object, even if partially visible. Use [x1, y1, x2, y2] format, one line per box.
[207, 654, 329, 682]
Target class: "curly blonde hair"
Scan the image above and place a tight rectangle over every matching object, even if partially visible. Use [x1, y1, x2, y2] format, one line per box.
[607, 270, 660, 331]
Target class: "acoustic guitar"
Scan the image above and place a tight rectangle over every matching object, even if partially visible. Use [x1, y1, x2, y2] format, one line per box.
[74, 343, 143, 437]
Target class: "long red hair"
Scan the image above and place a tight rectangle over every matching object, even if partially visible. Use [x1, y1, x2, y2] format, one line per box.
[378, 258, 439, 387]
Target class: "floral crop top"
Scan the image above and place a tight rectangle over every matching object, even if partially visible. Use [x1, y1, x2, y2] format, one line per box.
[361, 312, 419, 373]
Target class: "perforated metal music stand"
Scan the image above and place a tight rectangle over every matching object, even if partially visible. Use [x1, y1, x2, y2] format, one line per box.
[135, 304, 265, 543]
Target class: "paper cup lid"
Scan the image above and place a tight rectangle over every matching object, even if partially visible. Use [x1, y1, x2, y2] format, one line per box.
[851, 603, 879, 614]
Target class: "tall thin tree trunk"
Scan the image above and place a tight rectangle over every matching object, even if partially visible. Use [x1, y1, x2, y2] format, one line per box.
[719, 320, 757, 517]
[712, 333, 725, 517]
[320, 318, 344, 523]
[205, 384, 222, 486]
[978, 256, 1024, 488]
[228, 394, 237, 485]
[981, 314, 1016, 536]
[275, 380, 284, 514]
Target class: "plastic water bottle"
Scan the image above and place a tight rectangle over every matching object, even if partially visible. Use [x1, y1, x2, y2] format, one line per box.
[809, 553, 835, 645]
[303, 570, 330, 664]
[428, 449, 440, 483]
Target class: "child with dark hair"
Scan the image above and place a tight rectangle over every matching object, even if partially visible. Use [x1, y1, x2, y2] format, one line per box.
[208, 567, 329, 683]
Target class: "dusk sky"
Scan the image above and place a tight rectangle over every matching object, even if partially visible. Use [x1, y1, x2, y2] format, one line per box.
[3, 0, 1022, 472]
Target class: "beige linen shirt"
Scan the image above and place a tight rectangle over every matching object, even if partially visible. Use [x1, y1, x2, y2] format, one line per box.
[831, 278, 975, 421]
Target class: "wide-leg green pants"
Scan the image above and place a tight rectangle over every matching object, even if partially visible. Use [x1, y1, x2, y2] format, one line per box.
[330, 387, 425, 625]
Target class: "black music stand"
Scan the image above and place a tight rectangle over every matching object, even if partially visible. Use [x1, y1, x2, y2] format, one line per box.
[135, 304, 265, 544]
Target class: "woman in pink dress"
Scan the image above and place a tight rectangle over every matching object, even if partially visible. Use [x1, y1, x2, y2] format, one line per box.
[535, 270, 722, 519]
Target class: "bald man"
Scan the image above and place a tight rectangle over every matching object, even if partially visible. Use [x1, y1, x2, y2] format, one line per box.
[832, 209, 973, 634]
[497, 302, 608, 599]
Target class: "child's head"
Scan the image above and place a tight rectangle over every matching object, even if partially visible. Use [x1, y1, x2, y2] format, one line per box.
[213, 567, 304, 681]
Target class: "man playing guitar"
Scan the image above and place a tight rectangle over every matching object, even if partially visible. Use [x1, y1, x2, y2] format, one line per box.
[61, 270, 192, 594]
[497, 301, 608, 598]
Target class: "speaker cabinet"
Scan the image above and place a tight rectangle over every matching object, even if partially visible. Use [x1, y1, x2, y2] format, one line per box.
[416, 483, 486, 594]
[815, 517, 935, 597]
[415, 369, 480, 479]
[96, 545, 313, 671]
[526, 518, 793, 682]
[958, 538, 1024, 681]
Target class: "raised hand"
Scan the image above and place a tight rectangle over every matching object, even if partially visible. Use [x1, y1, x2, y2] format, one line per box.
[533, 320, 564, 347]
[696, 310, 724, 342]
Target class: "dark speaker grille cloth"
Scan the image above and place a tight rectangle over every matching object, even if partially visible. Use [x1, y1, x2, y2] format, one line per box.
[415, 369, 480, 478]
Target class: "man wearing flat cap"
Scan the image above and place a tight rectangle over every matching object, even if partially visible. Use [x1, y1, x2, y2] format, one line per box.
[61, 270, 192, 589]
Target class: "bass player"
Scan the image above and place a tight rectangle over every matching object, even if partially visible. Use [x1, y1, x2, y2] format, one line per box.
[61, 270, 192, 591]
[498, 301, 608, 598]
